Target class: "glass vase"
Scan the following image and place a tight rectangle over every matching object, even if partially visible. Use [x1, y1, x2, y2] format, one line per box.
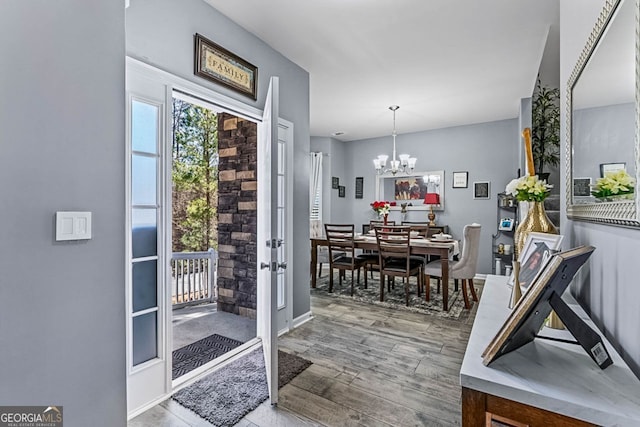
[383, 213, 388, 226]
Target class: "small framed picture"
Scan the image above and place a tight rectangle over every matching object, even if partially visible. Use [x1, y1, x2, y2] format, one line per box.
[599, 162, 625, 177]
[355, 177, 364, 199]
[452, 171, 468, 188]
[332, 177, 339, 189]
[473, 181, 490, 199]
[509, 232, 564, 287]
[573, 177, 592, 197]
[338, 185, 345, 198]
[498, 218, 514, 231]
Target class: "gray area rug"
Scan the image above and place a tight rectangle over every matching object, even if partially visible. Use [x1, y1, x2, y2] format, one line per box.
[173, 348, 312, 427]
[312, 273, 482, 319]
[172, 334, 244, 380]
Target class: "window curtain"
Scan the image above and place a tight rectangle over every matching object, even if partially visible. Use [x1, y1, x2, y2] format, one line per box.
[309, 152, 323, 220]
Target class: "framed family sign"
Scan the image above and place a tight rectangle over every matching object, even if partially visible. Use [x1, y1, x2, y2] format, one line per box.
[194, 33, 258, 100]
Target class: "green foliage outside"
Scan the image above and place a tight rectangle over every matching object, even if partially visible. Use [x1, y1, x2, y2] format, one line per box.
[172, 98, 219, 252]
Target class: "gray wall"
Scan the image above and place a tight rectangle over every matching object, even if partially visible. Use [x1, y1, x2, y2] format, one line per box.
[572, 102, 636, 178]
[126, 0, 311, 319]
[0, 1, 127, 426]
[561, 0, 640, 378]
[315, 119, 519, 274]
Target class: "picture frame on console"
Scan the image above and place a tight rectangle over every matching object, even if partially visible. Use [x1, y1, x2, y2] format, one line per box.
[509, 232, 564, 288]
[599, 162, 626, 177]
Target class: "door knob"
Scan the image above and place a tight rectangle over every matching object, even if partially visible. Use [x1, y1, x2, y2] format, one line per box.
[260, 262, 271, 270]
[277, 262, 287, 270]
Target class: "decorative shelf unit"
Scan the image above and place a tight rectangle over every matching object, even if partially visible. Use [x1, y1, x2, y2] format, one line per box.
[491, 192, 517, 275]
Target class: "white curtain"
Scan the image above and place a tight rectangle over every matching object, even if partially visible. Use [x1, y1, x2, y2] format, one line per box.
[309, 152, 323, 220]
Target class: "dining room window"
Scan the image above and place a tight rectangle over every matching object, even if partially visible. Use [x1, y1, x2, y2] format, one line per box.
[309, 152, 323, 221]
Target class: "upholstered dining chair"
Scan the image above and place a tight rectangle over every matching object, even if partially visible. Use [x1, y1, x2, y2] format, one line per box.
[424, 223, 481, 309]
[375, 225, 424, 306]
[324, 224, 368, 295]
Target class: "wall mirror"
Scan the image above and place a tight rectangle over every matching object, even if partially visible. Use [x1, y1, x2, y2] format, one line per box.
[375, 170, 445, 211]
[567, 0, 640, 227]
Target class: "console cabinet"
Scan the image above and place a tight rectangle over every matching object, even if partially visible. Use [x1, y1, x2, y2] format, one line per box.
[460, 275, 640, 426]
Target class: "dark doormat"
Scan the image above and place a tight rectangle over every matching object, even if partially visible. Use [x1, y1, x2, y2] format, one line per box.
[173, 348, 312, 427]
[172, 334, 244, 380]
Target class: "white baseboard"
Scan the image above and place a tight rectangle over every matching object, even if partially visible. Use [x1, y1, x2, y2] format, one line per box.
[292, 310, 313, 329]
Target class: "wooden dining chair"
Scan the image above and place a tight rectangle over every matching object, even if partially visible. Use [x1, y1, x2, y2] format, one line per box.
[401, 221, 430, 237]
[424, 223, 481, 309]
[375, 225, 424, 306]
[310, 219, 344, 278]
[359, 220, 397, 279]
[324, 224, 368, 295]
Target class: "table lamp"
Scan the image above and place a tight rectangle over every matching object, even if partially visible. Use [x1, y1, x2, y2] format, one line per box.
[423, 193, 440, 226]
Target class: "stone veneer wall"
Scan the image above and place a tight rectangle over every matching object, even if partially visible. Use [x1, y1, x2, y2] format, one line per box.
[217, 113, 258, 318]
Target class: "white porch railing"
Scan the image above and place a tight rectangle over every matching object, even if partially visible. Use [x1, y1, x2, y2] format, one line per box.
[171, 248, 217, 308]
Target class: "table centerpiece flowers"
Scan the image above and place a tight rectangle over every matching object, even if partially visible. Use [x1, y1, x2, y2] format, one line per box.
[591, 169, 635, 201]
[371, 201, 391, 224]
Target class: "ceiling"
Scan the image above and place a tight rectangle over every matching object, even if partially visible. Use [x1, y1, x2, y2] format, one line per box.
[204, 0, 559, 141]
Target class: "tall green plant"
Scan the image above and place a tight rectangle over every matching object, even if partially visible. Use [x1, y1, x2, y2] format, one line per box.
[531, 79, 560, 175]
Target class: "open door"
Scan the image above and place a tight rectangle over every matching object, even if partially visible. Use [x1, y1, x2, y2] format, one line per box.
[257, 76, 280, 405]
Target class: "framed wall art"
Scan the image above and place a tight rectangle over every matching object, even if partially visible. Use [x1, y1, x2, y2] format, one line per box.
[572, 177, 592, 197]
[332, 177, 339, 189]
[194, 33, 258, 100]
[599, 162, 626, 177]
[355, 177, 364, 199]
[473, 181, 490, 199]
[338, 186, 345, 198]
[452, 171, 468, 188]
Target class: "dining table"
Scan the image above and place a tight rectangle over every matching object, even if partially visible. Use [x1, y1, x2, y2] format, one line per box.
[310, 234, 460, 311]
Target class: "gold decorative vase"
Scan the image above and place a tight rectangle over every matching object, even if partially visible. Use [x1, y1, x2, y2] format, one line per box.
[515, 200, 564, 329]
[515, 201, 558, 257]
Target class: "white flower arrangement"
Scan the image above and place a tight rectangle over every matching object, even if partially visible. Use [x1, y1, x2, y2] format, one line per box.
[591, 169, 635, 199]
[505, 175, 552, 202]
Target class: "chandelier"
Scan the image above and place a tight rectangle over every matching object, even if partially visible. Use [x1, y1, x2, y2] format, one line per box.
[373, 105, 416, 175]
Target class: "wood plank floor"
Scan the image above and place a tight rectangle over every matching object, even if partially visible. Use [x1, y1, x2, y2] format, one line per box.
[129, 281, 481, 426]
[277, 287, 480, 427]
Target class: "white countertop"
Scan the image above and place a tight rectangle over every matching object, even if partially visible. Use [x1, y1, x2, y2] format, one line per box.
[460, 275, 640, 426]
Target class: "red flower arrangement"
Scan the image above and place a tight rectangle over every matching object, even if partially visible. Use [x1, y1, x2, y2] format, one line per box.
[371, 201, 391, 216]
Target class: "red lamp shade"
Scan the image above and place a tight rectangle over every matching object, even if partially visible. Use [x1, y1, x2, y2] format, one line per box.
[423, 193, 440, 205]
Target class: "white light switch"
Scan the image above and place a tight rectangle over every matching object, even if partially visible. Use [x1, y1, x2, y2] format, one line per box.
[56, 211, 92, 241]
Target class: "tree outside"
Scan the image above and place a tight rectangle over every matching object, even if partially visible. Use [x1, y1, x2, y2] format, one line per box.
[172, 98, 219, 253]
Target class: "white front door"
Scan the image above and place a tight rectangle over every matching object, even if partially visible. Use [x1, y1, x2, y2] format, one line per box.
[125, 67, 172, 416]
[257, 77, 280, 404]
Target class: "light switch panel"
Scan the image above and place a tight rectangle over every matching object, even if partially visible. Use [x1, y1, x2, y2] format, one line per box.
[56, 211, 92, 241]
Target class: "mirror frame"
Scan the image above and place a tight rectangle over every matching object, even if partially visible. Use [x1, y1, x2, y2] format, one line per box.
[566, 0, 640, 227]
[375, 170, 445, 211]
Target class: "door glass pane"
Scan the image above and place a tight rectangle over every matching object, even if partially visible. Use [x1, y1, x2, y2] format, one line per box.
[132, 311, 157, 365]
[133, 260, 157, 312]
[278, 140, 285, 174]
[132, 154, 157, 205]
[132, 100, 158, 154]
[132, 209, 157, 258]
